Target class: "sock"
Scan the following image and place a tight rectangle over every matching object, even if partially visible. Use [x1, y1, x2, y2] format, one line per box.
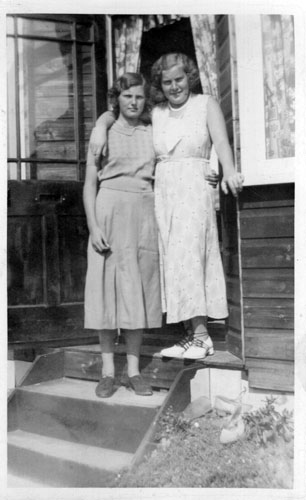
[192, 317, 209, 342]
[101, 352, 115, 378]
[126, 354, 140, 378]
[193, 330, 209, 342]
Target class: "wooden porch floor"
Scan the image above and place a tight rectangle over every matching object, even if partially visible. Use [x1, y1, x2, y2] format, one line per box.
[63, 344, 244, 370]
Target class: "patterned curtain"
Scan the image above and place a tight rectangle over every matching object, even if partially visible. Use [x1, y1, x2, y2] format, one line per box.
[261, 15, 295, 159]
[113, 15, 187, 78]
[190, 15, 219, 99]
[190, 15, 220, 208]
[114, 16, 144, 77]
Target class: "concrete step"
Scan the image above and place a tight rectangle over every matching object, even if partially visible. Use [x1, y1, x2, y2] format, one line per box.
[8, 429, 133, 487]
[19, 376, 167, 407]
[10, 377, 167, 453]
[7, 472, 50, 488]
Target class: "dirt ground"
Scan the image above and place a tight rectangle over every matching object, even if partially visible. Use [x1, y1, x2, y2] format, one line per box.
[111, 409, 294, 488]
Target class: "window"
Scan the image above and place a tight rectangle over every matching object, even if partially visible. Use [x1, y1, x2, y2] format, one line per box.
[7, 15, 97, 181]
[261, 15, 295, 160]
[235, 14, 296, 185]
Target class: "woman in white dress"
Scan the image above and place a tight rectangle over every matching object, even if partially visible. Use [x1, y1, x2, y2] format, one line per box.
[90, 53, 243, 360]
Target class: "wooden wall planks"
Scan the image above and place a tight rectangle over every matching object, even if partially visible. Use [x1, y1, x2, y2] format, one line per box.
[245, 328, 294, 361]
[242, 269, 294, 298]
[246, 358, 294, 392]
[239, 185, 294, 391]
[240, 206, 294, 239]
[241, 239, 294, 268]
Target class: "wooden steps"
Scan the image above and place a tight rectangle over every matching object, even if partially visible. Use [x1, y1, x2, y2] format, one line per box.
[8, 429, 134, 488]
[8, 376, 167, 487]
[8, 341, 243, 487]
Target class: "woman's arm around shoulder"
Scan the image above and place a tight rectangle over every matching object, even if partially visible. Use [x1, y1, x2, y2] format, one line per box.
[89, 111, 116, 160]
[96, 110, 116, 128]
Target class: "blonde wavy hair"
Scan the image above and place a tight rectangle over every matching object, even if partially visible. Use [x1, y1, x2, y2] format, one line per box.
[150, 53, 201, 104]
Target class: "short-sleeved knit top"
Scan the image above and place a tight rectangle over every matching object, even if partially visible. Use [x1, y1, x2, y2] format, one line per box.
[96, 121, 155, 192]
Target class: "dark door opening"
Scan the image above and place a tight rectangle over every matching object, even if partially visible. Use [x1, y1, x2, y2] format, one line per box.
[140, 18, 199, 91]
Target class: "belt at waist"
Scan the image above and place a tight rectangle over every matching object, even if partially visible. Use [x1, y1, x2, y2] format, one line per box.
[156, 155, 210, 163]
[99, 176, 153, 193]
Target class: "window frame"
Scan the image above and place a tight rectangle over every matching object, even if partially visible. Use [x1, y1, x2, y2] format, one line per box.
[6, 14, 97, 182]
[235, 14, 295, 186]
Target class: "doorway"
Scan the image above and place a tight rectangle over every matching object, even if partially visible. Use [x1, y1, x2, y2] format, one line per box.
[140, 18, 198, 82]
[138, 17, 228, 350]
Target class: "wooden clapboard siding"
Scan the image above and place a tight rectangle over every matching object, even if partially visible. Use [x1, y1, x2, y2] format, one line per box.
[240, 206, 294, 238]
[245, 329, 294, 361]
[239, 184, 294, 391]
[36, 164, 78, 181]
[216, 15, 243, 358]
[241, 239, 294, 268]
[246, 358, 294, 392]
[244, 298, 294, 329]
[242, 269, 293, 298]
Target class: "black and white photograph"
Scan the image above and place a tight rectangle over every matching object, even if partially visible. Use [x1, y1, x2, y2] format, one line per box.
[2, 0, 306, 499]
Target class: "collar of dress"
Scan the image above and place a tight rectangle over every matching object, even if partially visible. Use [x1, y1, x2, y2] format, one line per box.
[112, 121, 149, 136]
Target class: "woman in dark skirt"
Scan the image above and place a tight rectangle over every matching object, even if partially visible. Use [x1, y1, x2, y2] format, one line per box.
[83, 73, 162, 398]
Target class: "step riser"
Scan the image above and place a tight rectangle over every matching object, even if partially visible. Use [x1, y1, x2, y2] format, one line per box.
[8, 444, 119, 488]
[64, 350, 186, 388]
[13, 389, 156, 453]
[21, 351, 65, 387]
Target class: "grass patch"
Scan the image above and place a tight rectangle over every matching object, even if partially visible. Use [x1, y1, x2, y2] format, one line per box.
[111, 402, 294, 488]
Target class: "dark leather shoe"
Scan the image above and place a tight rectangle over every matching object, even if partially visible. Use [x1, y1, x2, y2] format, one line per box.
[95, 376, 115, 398]
[128, 375, 153, 396]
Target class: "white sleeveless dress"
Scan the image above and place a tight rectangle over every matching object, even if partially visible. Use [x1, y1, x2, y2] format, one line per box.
[152, 93, 228, 324]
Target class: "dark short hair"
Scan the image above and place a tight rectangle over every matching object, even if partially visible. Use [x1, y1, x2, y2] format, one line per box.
[108, 72, 152, 121]
[150, 53, 201, 104]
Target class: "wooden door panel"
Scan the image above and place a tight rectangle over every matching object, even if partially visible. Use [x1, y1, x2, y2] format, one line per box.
[58, 215, 89, 303]
[8, 304, 87, 345]
[8, 215, 44, 306]
[8, 180, 93, 349]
